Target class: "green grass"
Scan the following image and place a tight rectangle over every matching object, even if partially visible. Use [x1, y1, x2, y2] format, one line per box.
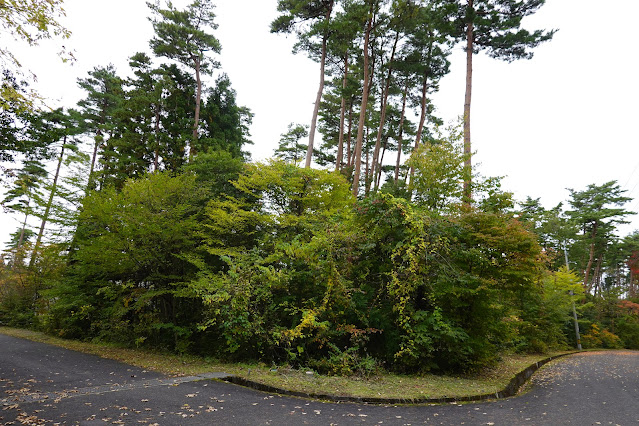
[0, 326, 572, 400]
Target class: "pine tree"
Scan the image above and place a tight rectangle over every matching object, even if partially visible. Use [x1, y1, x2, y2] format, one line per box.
[76, 65, 124, 191]
[452, 0, 555, 202]
[272, 0, 336, 168]
[567, 181, 634, 294]
[199, 74, 253, 158]
[27, 108, 82, 267]
[0, 72, 49, 181]
[148, 0, 221, 160]
[2, 160, 47, 264]
[275, 123, 309, 164]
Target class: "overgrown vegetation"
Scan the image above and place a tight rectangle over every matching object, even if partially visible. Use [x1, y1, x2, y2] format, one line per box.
[0, 326, 573, 400]
[3, 153, 637, 375]
[2, 0, 638, 379]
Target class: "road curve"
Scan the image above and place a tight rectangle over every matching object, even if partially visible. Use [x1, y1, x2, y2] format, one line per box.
[2, 334, 638, 425]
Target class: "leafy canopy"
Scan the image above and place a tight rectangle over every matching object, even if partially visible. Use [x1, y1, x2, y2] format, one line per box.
[147, 0, 221, 72]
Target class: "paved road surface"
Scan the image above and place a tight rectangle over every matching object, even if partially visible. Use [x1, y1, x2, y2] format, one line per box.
[2, 334, 638, 425]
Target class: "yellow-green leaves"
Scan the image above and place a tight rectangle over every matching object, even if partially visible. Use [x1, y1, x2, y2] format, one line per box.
[407, 123, 468, 212]
[1, 0, 72, 107]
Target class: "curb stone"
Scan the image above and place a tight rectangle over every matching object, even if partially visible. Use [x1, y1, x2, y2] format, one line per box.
[221, 352, 580, 405]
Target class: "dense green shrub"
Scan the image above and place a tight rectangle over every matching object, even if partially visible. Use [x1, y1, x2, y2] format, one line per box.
[23, 160, 624, 374]
[44, 171, 209, 351]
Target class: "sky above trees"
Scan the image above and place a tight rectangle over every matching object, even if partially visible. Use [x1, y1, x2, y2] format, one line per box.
[2, 0, 638, 244]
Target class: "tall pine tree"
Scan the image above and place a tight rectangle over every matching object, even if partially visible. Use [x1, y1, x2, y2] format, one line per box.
[148, 0, 221, 160]
[452, 0, 555, 202]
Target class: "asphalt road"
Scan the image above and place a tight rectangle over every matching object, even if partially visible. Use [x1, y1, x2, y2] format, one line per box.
[2, 334, 639, 425]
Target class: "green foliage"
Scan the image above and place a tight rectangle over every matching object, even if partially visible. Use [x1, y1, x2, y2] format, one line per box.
[182, 150, 244, 200]
[47, 172, 208, 349]
[148, 0, 221, 71]
[0, 72, 49, 170]
[581, 323, 623, 349]
[348, 194, 547, 372]
[452, 0, 556, 62]
[20, 158, 630, 374]
[616, 300, 639, 349]
[32, 160, 561, 373]
[275, 123, 309, 164]
[440, 209, 546, 368]
[72, 41, 250, 186]
[407, 124, 467, 211]
[0, 242, 68, 328]
[0, 0, 72, 108]
[199, 74, 254, 157]
[518, 267, 583, 353]
[566, 181, 634, 293]
[0, 260, 37, 327]
[224, 160, 353, 234]
[194, 161, 357, 362]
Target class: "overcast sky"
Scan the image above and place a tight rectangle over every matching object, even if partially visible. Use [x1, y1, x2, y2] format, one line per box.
[2, 0, 638, 248]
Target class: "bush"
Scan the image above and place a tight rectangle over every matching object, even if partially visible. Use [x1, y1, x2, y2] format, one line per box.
[581, 324, 623, 349]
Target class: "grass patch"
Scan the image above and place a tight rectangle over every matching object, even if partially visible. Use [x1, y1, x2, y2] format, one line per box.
[0, 326, 572, 400]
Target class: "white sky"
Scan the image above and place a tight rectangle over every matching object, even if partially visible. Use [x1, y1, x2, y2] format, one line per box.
[2, 0, 638, 248]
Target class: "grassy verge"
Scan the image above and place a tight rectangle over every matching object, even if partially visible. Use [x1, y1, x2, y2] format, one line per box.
[0, 326, 572, 400]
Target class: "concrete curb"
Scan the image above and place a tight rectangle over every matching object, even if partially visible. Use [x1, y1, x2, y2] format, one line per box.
[221, 352, 579, 405]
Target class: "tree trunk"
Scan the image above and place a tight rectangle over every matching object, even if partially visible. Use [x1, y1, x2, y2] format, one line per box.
[365, 127, 370, 195]
[583, 223, 598, 293]
[394, 81, 408, 183]
[30, 136, 66, 268]
[593, 255, 603, 297]
[370, 31, 399, 193]
[17, 210, 28, 250]
[191, 54, 202, 161]
[154, 103, 161, 172]
[305, 4, 333, 168]
[347, 102, 354, 167]
[86, 131, 101, 192]
[336, 52, 349, 172]
[463, 3, 474, 205]
[409, 74, 429, 181]
[352, 10, 373, 196]
[375, 138, 387, 190]
[414, 75, 429, 149]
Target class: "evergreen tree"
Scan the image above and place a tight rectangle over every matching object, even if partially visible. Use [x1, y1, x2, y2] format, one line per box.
[0, 72, 50, 181]
[148, 0, 221, 159]
[275, 123, 309, 164]
[272, 0, 336, 168]
[199, 74, 253, 158]
[106, 52, 160, 186]
[567, 181, 634, 294]
[157, 63, 197, 171]
[76, 65, 124, 190]
[452, 0, 555, 202]
[27, 108, 82, 267]
[1, 159, 47, 263]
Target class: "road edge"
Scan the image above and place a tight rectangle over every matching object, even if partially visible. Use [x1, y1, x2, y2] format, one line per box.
[0, 328, 579, 405]
[222, 352, 579, 405]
